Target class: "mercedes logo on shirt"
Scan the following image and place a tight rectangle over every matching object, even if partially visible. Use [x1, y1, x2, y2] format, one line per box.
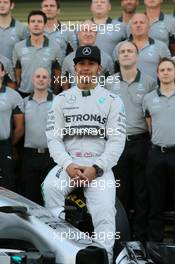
[82, 47, 92, 55]
[67, 95, 76, 104]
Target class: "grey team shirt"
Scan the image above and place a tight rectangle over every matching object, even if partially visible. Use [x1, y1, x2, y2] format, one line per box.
[0, 18, 28, 61]
[105, 70, 157, 135]
[143, 89, 175, 147]
[13, 36, 62, 93]
[44, 25, 77, 57]
[0, 54, 15, 81]
[0, 86, 23, 140]
[94, 18, 127, 56]
[61, 49, 114, 86]
[24, 92, 54, 148]
[148, 12, 175, 46]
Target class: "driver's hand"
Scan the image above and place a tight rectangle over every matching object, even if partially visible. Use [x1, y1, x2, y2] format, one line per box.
[78, 166, 96, 183]
[66, 163, 82, 179]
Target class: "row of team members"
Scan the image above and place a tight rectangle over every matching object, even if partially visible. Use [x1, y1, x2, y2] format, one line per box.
[0, 0, 175, 95]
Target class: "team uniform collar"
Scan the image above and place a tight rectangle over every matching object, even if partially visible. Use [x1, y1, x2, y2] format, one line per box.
[91, 17, 112, 24]
[129, 35, 155, 45]
[28, 91, 53, 101]
[119, 69, 141, 83]
[145, 11, 164, 22]
[26, 35, 49, 47]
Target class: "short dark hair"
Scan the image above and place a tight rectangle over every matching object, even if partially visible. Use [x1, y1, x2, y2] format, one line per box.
[41, 0, 60, 9]
[0, 62, 5, 71]
[158, 57, 175, 71]
[28, 10, 47, 24]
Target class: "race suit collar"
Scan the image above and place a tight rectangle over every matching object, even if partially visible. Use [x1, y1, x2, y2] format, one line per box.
[75, 83, 101, 96]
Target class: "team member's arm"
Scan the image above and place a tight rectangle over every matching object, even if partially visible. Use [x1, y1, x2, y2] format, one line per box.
[142, 94, 152, 135]
[3, 74, 16, 89]
[52, 67, 61, 95]
[169, 34, 175, 56]
[104, 53, 115, 76]
[12, 113, 24, 145]
[145, 117, 152, 135]
[66, 30, 78, 51]
[93, 95, 126, 171]
[11, 94, 24, 145]
[52, 44, 64, 94]
[46, 94, 73, 170]
[12, 46, 21, 88]
[159, 41, 171, 58]
[61, 56, 72, 90]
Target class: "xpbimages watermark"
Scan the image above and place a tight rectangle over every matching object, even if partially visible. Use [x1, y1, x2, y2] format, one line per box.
[54, 74, 120, 87]
[54, 21, 121, 35]
[53, 230, 121, 242]
[53, 126, 121, 139]
[53, 176, 120, 190]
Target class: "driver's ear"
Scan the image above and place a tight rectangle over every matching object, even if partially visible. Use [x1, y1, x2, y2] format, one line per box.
[10, 2, 15, 11]
[98, 65, 102, 75]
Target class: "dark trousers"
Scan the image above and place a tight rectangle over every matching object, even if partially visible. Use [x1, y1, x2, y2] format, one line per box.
[20, 148, 56, 205]
[113, 135, 150, 241]
[146, 147, 175, 242]
[0, 140, 16, 191]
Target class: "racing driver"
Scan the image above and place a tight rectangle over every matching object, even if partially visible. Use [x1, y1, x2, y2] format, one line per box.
[42, 45, 126, 264]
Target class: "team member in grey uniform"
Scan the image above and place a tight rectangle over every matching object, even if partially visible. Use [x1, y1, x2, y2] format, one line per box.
[144, 0, 175, 50]
[143, 58, 175, 242]
[0, 53, 15, 88]
[0, 0, 28, 61]
[42, 45, 126, 264]
[13, 10, 62, 97]
[90, 0, 126, 55]
[117, 0, 139, 38]
[118, 0, 139, 24]
[106, 41, 157, 241]
[113, 13, 171, 80]
[0, 61, 24, 191]
[41, 0, 77, 57]
[21, 68, 55, 205]
[168, 0, 175, 56]
[61, 20, 114, 89]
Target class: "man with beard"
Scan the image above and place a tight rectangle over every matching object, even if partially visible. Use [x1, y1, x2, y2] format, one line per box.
[118, 0, 139, 24]
[13, 10, 62, 97]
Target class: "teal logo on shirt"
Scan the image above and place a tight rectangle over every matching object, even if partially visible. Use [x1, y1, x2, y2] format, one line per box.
[98, 97, 105, 104]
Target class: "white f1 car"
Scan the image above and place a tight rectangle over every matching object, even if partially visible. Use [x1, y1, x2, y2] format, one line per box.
[0, 187, 130, 264]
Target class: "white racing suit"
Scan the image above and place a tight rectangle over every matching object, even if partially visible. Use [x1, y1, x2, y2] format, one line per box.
[42, 84, 126, 264]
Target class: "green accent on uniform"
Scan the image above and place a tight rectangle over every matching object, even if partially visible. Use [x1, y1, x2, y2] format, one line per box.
[98, 97, 106, 104]
[82, 90, 91, 97]
[12, 256, 22, 264]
